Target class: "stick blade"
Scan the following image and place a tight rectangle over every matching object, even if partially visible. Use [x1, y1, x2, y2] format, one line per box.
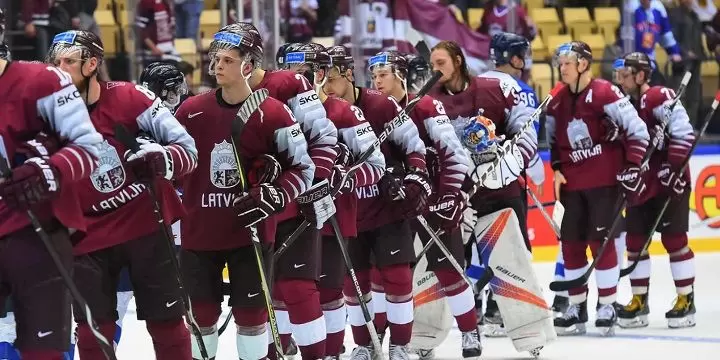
[619, 264, 636, 278]
[415, 40, 432, 63]
[548, 275, 588, 292]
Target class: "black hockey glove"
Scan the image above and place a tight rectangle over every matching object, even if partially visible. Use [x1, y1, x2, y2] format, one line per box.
[13, 132, 62, 164]
[601, 116, 619, 142]
[0, 157, 61, 209]
[616, 164, 645, 195]
[429, 190, 467, 231]
[234, 184, 287, 228]
[329, 165, 356, 195]
[379, 167, 406, 201]
[124, 138, 174, 182]
[399, 171, 433, 219]
[334, 142, 353, 168]
[426, 147, 440, 180]
[248, 154, 281, 187]
[657, 163, 687, 196]
[297, 179, 336, 229]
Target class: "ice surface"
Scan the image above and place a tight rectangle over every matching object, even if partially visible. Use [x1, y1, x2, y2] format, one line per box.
[109, 253, 720, 359]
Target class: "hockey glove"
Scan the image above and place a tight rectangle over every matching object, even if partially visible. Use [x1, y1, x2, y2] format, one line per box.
[650, 124, 666, 150]
[429, 190, 467, 230]
[471, 143, 524, 190]
[248, 154, 281, 186]
[657, 163, 687, 196]
[329, 165, 356, 195]
[379, 167, 406, 201]
[0, 157, 60, 209]
[602, 116, 619, 142]
[426, 147, 440, 180]
[125, 138, 174, 181]
[334, 142, 353, 168]
[297, 179, 336, 229]
[234, 183, 287, 228]
[14, 132, 61, 163]
[617, 164, 645, 194]
[399, 171, 432, 218]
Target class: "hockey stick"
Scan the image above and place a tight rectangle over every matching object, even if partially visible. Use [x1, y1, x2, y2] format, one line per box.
[329, 216, 386, 359]
[414, 215, 473, 286]
[228, 88, 285, 359]
[273, 69, 444, 261]
[114, 125, 210, 360]
[520, 177, 561, 238]
[549, 72, 692, 292]
[0, 154, 116, 360]
[620, 89, 720, 278]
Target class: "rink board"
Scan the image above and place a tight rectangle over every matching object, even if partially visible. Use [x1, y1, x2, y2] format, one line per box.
[528, 145, 720, 261]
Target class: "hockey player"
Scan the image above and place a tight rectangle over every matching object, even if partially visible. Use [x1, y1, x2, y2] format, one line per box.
[429, 39, 538, 338]
[0, 10, 105, 360]
[44, 30, 198, 359]
[139, 62, 189, 113]
[231, 29, 338, 360]
[612, 52, 697, 329]
[278, 42, 387, 359]
[322, 45, 430, 360]
[369, 50, 481, 358]
[546, 42, 649, 336]
[174, 25, 315, 360]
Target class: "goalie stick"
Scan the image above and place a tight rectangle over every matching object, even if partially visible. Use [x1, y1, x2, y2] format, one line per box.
[114, 125, 210, 360]
[273, 69, 444, 261]
[549, 71, 692, 292]
[0, 152, 116, 360]
[226, 88, 286, 359]
[620, 89, 720, 278]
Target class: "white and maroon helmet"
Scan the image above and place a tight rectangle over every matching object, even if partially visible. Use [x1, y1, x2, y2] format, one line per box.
[208, 22, 264, 74]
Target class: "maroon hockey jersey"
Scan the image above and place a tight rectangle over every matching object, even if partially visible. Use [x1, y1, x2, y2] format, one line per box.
[135, 0, 175, 52]
[429, 74, 537, 202]
[254, 70, 338, 222]
[403, 93, 469, 196]
[353, 87, 427, 232]
[477, 3, 536, 40]
[0, 61, 103, 237]
[632, 86, 694, 203]
[175, 89, 314, 251]
[546, 79, 650, 192]
[72, 81, 197, 255]
[320, 97, 385, 238]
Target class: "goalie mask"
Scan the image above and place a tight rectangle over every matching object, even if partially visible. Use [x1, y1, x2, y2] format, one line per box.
[459, 114, 502, 165]
[139, 62, 188, 111]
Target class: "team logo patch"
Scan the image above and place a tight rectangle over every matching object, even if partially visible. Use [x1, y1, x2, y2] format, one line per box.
[210, 140, 240, 189]
[91, 140, 125, 193]
[567, 118, 593, 150]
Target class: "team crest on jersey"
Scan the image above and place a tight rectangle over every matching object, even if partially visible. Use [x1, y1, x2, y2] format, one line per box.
[91, 140, 126, 193]
[210, 140, 240, 189]
[567, 118, 593, 150]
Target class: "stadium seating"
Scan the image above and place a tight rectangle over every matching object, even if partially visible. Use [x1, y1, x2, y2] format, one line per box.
[524, 0, 545, 11]
[531, 8, 562, 43]
[546, 34, 573, 56]
[98, 0, 127, 11]
[95, 10, 118, 56]
[530, 63, 554, 101]
[563, 7, 595, 39]
[577, 34, 605, 75]
[594, 7, 620, 45]
[200, 10, 222, 40]
[531, 36, 548, 62]
[206, 0, 219, 10]
[175, 39, 201, 87]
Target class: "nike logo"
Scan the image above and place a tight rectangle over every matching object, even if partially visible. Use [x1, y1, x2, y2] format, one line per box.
[248, 292, 260, 298]
[319, 274, 327, 278]
[390, 249, 400, 255]
[294, 263, 306, 269]
[165, 301, 178, 308]
[662, 221, 671, 227]
[437, 257, 446, 262]
[596, 227, 606, 231]
[188, 111, 203, 118]
[37, 331, 53, 338]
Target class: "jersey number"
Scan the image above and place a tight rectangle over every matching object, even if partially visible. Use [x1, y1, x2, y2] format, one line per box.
[518, 92, 536, 108]
[46, 66, 73, 87]
[294, 73, 312, 91]
[610, 85, 625, 99]
[350, 105, 366, 122]
[135, 84, 158, 101]
[432, 99, 447, 115]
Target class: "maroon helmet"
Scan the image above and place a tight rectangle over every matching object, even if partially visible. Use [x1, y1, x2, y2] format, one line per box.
[209, 22, 264, 68]
[46, 30, 105, 65]
[368, 50, 410, 77]
[326, 45, 354, 73]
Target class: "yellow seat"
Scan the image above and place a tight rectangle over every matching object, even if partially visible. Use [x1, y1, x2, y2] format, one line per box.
[563, 7, 595, 38]
[546, 35, 573, 55]
[201, 38, 214, 52]
[594, 7, 620, 45]
[701, 60, 719, 77]
[523, 0, 545, 11]
[532, 8, 562, 43]
[95, 10, 117, 55]
[175, 39, 201, 86]
[468, 8, 484, 30]
[531, 63, 554, 100]
[531, 36, 548, 61]
[199, 10, 221, 39]
[655, 44, 668, 76]
[98, 0, 126, 11]
[205, 0, 219, 10]
[578, 34, 605, 75]
[451, 6, 465, 24]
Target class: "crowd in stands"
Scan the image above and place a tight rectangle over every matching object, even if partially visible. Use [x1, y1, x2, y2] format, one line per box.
[2, 0, 719, 131]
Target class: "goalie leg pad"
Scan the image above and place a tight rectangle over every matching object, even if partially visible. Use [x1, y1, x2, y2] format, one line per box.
[146, 319, 191, 360]
[475, 208, 556, 352]
[409, 267, 453, 352]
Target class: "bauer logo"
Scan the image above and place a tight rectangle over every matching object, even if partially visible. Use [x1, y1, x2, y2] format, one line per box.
[210, 140, 240, 189]
[91, 140, 126, 193]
